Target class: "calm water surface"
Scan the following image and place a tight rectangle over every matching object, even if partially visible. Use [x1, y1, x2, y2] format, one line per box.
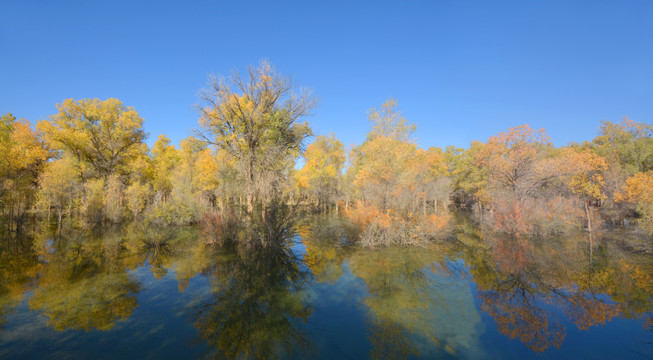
[0, 216, 651, 359]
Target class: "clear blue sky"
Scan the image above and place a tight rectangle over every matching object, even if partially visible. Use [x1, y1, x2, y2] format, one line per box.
[1, 0, 651, 150]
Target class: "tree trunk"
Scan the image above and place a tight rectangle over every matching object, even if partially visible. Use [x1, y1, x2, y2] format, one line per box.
[423, 195, 427, 216]
[584, 200, 592, 232]
[246, 193, 253, 214]
[246, 156, 255, 214]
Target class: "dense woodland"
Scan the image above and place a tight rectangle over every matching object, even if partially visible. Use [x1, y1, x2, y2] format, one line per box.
[1, 61, 652, 245]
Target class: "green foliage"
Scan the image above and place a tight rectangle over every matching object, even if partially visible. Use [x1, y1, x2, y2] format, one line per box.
[591, 118, 653, 174]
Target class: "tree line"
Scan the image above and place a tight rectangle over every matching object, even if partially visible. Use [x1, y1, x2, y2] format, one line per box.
[1, 60, 651, 242]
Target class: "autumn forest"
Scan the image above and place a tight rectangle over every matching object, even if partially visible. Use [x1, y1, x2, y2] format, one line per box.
[1, 61, 651, 240]
[1, 60, 652, 359]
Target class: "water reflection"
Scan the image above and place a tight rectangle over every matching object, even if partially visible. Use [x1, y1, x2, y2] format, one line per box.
[300, 215, 483, 358]
[193, 210, 313, 359]
[297, 215, 352, 284]
[455, 216, 651, 353]
[0, 231, 39, 331]
[0, 214, 650, 358]
[28, 227, 141, 332]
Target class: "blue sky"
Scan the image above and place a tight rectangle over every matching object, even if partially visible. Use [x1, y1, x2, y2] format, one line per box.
[1, 0, 651, 150]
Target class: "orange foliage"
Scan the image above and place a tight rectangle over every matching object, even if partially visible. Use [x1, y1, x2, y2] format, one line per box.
[476, 124, 550, 192]
[345, 202, 450, 246]
[346, 202, 393, 229]
[492, 236, 533, 273]
[565, 293, 621, 331]
[480, 292, 565, 353]
[491, 198, 535, 236]
[414, 214, 450, 236]
[488, 196, 582, 236]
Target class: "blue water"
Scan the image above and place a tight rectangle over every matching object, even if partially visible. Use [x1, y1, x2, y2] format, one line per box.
[0, 218, 651, 359]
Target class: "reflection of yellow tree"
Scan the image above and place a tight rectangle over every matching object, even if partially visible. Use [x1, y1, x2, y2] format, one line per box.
[30, 273, 140, 331]
[348, 246, 482, 358]
[0, 234, 40, 330]
[368, 320, 418, 360]
[606, 258, 653, 318]
[193, 215, 313, 360]
[28, 230, 141, 331]
[169, 236, 213, 293]
[123, 222, 212, 285]
[296, 216, 350, 284]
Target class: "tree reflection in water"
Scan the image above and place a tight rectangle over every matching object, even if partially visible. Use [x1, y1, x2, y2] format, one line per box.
[455, 218, 647, 353]
[193, 205, 313, 359]
[348, 247, 482, 359]
[0, 231, 40, 331]
[0, 213, 650, 358]
[28, 227, 141, 332]
[300, 214, 483, 359]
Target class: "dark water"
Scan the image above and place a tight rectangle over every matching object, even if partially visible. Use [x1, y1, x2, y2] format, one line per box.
[0, 216, 651, 359]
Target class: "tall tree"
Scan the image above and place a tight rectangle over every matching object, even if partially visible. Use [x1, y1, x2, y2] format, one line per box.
[151, 135, 179, 199]
[615, 170, 653, 233]
[38, 98, 147, 180]
[592, 117, 653, 174]
[37, 155, 80, 224]
[197, 60, 316, 212]
[297, 134, 345, 212]
[0, 113, 49, 225]
[349, 98, 418, 213]
[476, 124, 551, 199]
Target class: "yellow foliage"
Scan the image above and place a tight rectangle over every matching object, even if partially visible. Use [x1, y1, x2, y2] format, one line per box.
[615, 170, 653, 204]
[37, 98, 146, 179]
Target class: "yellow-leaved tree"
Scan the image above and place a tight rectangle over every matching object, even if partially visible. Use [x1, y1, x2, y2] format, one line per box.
[297, 134, 345, 212]
[615, 171, 653, 233]
[38, 98, 147, 180]
[350, 98, 417, 213]
[0, 112, 49, 226]
[197, 60, 316, 213]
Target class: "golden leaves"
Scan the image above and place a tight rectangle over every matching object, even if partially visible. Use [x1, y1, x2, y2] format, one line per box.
[615, 171, 653, 204]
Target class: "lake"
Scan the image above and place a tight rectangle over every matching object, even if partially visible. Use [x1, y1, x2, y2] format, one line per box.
[0, 214, 651, 359]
